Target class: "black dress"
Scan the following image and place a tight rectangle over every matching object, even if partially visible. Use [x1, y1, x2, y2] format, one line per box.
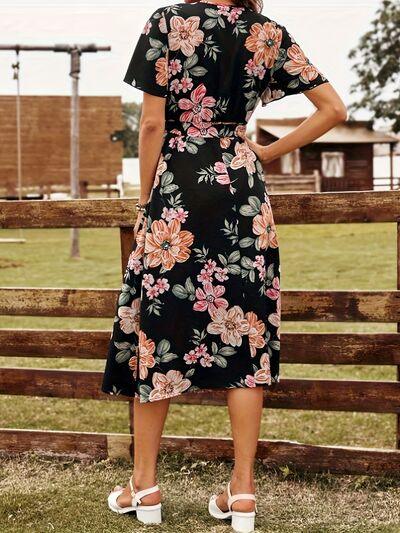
[101, 0, 329, 402]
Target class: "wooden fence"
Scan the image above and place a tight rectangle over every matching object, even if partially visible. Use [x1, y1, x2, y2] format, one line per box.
[0, 191, 400, 476]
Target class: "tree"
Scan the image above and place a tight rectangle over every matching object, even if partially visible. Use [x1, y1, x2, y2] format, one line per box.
[122, 101, 142, 157]
[348, 0, 400, 132]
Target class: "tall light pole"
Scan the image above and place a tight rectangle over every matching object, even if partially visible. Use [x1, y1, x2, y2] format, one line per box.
[0, 44, 111, 257]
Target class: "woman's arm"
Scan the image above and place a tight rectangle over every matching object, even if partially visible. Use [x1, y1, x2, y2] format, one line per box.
[137, 92, 166, 205]
[245, 83, 347, 164]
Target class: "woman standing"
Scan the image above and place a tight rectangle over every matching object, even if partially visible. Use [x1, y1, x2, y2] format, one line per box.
[102, 0, 346, 531]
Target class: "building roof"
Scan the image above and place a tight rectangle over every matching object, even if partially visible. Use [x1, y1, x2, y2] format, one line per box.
[258, 118, 398, 144]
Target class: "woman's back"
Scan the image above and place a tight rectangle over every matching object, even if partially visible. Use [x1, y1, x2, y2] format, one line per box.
[124, 0, 329, 130]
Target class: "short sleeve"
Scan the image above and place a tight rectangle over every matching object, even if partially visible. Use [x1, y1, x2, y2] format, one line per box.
[123, 7, 169, 98]
[261, 24, 329, 106]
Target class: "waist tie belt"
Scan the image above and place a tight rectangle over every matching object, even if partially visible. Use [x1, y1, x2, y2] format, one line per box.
[164, 120, 247, 139]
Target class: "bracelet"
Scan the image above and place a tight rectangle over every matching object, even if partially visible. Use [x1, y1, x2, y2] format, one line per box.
[135, 201, 148, 212]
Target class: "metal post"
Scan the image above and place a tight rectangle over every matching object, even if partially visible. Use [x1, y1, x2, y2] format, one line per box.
[70, 48, 81, 259]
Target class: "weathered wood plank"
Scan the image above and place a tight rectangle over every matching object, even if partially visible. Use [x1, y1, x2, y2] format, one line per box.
[0, 429, 399, 476]
[0, 368, 399, 413]
[1, 288, 400, 321]
[0, 329, 399, 365]
[0, 190, 399, 229]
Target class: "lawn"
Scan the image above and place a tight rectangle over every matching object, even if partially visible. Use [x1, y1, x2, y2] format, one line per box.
[0, 220, 399, 532]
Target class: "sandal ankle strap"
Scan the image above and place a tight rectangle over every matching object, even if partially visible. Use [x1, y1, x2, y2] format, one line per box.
[226, 481, 256, 511]
[129, 476, 159, 505]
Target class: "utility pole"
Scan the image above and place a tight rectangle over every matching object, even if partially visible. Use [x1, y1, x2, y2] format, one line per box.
[70, 47, 81, 258]
[0, 44, 111, 258]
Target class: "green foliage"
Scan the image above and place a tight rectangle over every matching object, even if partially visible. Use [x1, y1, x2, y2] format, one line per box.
[121, 101, 141, 157]
[348, 0, 400, 131]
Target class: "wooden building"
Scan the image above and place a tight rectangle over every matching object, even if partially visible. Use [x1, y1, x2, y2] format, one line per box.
[256, 117, 398, 192]
[0, 95, 123, 198]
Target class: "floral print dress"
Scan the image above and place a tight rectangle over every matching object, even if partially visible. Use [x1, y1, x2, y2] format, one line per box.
[101, 0, 329, 403]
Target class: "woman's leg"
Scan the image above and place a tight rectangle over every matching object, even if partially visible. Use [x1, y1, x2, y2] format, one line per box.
[216, 386, 264, 513]
[113, 397, 170, 506]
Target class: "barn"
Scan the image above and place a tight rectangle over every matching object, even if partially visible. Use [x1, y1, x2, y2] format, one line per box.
[0, 95, 123, 198]
[256, 117, 398, 192]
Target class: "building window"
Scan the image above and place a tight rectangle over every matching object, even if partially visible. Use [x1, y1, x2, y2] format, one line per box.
[321, 151, 345, 177]
[280, 148, 301, 175]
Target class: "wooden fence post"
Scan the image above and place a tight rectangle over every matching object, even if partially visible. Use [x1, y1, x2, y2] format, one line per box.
[120, 225, 136, 460]
[397, 220, 400, 449]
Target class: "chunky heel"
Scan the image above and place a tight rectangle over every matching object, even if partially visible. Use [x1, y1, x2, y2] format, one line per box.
[231, 511, 256, 533]
[136, 503, 162, 524]
[208, 480, 256, 533]
[108, 476, 162, 525]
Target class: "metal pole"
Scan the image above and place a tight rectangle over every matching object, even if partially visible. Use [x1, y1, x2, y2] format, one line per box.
[13, 51, 22, 201]
[70, 48, 81, 259]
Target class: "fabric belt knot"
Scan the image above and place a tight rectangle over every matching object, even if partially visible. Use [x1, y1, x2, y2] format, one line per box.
[164, 119, 247, 139]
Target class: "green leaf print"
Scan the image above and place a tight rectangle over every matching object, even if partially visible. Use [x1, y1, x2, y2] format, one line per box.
[160, 353, 179, 363]
[239, 237, 255, 248]
[157, 339, 171, 356]
[213, 354, 228, 368]
[172, 284, 189, 299]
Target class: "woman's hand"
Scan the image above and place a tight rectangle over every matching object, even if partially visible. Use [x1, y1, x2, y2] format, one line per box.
[244, 135, 272, 164]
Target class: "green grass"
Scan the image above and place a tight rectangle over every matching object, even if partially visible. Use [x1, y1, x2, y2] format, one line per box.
[1, 453, 399, 533]
[0, 222, 399, 531]
[0, 222, 398, 447]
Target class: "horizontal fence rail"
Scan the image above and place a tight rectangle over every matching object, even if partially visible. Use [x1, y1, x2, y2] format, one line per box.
[0, 192, 399, 476]
[0, 190, 399, 228]
[1, 329, 399, 364]
[1, 288, 399, 321]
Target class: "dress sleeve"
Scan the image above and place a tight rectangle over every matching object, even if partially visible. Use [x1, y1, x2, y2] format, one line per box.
[261, 23, 329, 107]
[123, 7, 169, 98]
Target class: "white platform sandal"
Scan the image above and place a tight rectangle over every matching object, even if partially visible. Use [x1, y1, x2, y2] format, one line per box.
[107, 475, 162, 524]
[209, 480, 257, 533]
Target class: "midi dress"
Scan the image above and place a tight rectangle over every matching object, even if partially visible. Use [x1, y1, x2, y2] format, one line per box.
[101, 0, 329, 403]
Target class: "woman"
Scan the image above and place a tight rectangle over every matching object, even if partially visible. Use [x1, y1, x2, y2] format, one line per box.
[102, 0, 346, 531]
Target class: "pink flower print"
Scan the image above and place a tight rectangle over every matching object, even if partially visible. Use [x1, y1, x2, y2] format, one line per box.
[156, 278, 170, 293]
[195, 343, 208, 357]
[193, 281, 228, 314]
[168, 129, 186, 152]
[220, 137, 232, 149]
[161, 206, 189, 224]
[227, 8, 244, 23]
[204, 259, 217, 274]
[137, 330, 156, 380]
[146, 285, 160, 300]
[268, 292, 281, 332]
[283, 43, 321, 82]
[127, 252, 143, 275]
[153, 155, 167, 189]
[169, 59, 182, 77]
[214, 162, 231, 185]
[254, 353, 272, 385]
[252, 202, 279, 250]
[184, 349, 199, 364]
[188, 119, 219, 138]
[143, 273, 155, 290]
[200, 352, 215, 367]
[266, 275, 280, 299]
[169, 15, 204, 57]
[178, 84, 216, 126]
[128, 354, 138, 380]
[215, 266, 228, 282]
[148, 369, 192, 401]
[170, 79, 182, 94]
[245, 374, 257, 387]
[217, 5, 230, 15]
[207, 305, 250, 347]
[181, 77, 194, 93]
[118, 297, 141, 335]
[143, 20, 152, 35]
[230, 141, 257, 174]
[197, 268, 213, 284]
[244, 58, 266, 80]
[245, 311, 266, 357]
[253, 255, 266, 281]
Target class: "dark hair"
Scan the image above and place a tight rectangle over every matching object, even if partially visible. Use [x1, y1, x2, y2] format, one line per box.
[232, 0, 263, 12]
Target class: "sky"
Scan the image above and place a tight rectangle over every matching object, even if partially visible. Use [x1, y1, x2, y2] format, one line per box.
[0, 0, 383, 132]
